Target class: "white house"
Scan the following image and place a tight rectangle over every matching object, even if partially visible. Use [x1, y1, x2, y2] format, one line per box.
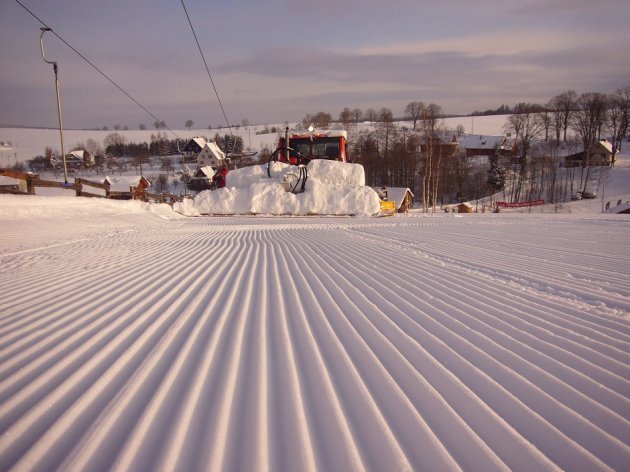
[197, 142, 226, 168]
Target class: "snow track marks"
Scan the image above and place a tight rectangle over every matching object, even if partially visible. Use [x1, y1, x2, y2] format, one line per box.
[1, 214, 629, 471]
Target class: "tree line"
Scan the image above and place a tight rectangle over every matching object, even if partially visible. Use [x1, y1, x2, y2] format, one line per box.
[300, 86, 629, 210]
[23, 131, 244, 177]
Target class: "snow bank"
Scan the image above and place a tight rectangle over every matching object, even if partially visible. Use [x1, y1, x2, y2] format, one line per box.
[175, 160, 381, 216]
[0, 195, 180, 221]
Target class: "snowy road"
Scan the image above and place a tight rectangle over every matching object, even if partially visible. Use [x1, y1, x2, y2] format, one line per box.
[1, 205, 629, 471]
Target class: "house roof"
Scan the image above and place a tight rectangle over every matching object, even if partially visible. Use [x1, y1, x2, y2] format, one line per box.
[67, 150, 85, 160]
[598, 140, 613, 154]
[456, 135, 505, 150]
[200, 142, 226, 161]
[195, 166, 215, 178]
[561, 139, 615, 159]
[191, 137, 207, 148]
[386, 187, 414, 208]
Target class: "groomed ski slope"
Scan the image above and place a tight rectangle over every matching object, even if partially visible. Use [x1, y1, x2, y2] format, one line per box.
[0, 204, 629, 471]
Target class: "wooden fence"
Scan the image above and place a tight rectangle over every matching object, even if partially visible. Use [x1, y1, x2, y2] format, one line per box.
[0, 168, 185, 205]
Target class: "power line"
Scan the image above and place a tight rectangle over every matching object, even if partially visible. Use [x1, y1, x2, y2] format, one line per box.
[180, 0, 233, 137]
[14, 0, 181, 140]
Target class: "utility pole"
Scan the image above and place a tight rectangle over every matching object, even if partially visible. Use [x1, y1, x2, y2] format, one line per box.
[39, 27, 68, 184]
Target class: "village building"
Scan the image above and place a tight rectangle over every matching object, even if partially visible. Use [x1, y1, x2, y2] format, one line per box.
[457, 202, 474, 213]
[419, 132, 459, 158]
[64, 149, 91, 170]
[563, 140, 615, 167]
[182, 137, 209, 162]
[385, 187, 414, 213]
[130, 176, 151, 200]
[455, 134, 518, 158]
[197, 142, 226, 168]
[188, 166, 216, 191]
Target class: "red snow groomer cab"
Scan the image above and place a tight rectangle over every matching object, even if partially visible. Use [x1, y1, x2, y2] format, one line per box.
[276, 128, 348, 164]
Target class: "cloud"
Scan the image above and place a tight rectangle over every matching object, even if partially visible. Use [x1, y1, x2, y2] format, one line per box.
[212, 34, 630, 118]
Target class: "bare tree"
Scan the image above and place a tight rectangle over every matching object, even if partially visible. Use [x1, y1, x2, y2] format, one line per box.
[156, 174, 170, 193]
[302, 112, 332, 128]
[339, 107, 354, 130]
[85, 138, 102, 160]
[185, 120, 194, 131]
[103, 132, 126, 150]
[537, 109, 552, 141]
[377, 108, 396, 185]
[420, 103, 442, 211]
[405, 101, 425, 130]
[547, 96, 564, 143]
[353, 131, 380, 187]
[505, 103, 545, 202]
[555, 90, 578, 142]
[571, 92, 607, 190]
[364, 108, 378, 123]
[606, 86, 630, 166]
[352, 108, 363, 124]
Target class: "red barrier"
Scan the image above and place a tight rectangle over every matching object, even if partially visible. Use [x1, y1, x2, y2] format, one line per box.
[496, 200, 545, 208]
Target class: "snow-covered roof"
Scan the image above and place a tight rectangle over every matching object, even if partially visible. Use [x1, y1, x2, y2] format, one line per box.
[191, 137, 207, 148]
[598, 140, 613, 154]
[559, 139, 616, 158]
[196, 166, 215, 178]
[68, 150, 85, 160]
[457, 135, 505, 150]
[200, 142, 226, 160]
[385, 187, 414, 208]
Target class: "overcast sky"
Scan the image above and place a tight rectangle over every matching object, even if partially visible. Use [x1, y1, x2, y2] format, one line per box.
[1, 0, 629, 130]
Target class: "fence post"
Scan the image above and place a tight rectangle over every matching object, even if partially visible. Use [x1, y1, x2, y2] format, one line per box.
[75, 178, 82, 196]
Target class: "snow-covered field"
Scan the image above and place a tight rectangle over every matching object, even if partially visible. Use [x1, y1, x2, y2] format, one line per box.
[1, 195, 630, 469]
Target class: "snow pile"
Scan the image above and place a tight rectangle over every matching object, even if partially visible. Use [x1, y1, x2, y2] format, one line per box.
[175, 160, 381, 216]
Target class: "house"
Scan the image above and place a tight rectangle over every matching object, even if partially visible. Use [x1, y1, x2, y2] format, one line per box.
[563, 140, 615, 167]
[385, 187, 414, 213]
[197, 142, 226, 168]
[457, 202, 474, 213]
[456, 134, 517, 158]
[188, 166, 216, 191]
[419, 132, 459, 157]
[131, 176, 151, 200]
[182, 137, 208, 161]
[64, 150, 91, 170]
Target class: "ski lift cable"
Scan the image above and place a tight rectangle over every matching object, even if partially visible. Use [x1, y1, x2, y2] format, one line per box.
[14, 0, 181, 140]
[179, 0, 234, 143]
